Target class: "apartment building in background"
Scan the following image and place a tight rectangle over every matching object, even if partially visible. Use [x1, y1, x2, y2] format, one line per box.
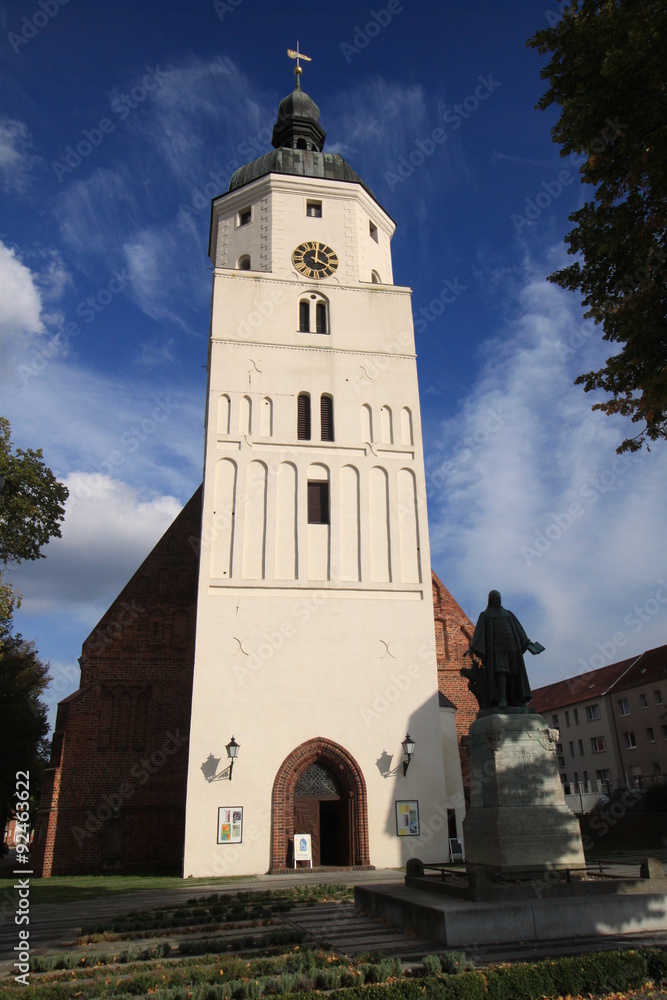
[532, 644, 667, 797]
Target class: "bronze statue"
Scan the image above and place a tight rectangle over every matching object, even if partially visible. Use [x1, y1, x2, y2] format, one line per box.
[462, 590, 543, 710]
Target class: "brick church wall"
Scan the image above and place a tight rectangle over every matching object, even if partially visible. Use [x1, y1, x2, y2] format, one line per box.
[431, 571, 478, 793]
[33, 488, 202, 876]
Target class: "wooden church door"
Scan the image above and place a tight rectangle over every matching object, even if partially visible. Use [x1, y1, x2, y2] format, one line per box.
[293, 763, 351, 866]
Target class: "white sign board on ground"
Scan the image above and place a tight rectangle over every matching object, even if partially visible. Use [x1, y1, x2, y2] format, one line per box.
[294, 833, 312, 867]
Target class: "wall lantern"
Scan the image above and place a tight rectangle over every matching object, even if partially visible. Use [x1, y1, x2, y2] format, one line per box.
[402, 733, 415, 776]
[225, 736, 240, 780]
[203, 736, 240, 782]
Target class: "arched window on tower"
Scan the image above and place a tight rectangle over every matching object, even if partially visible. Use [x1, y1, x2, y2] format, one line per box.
[371, 270, 381, 284]
[237, 254, 251, 270]
[299, 300, 310, 332]
[297, 393, 311, 440]
[297, 294, 329, 335]
[320, 395, 334, 441]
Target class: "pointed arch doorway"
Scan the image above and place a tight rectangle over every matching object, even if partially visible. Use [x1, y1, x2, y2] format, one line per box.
[270, 738, 370, 871]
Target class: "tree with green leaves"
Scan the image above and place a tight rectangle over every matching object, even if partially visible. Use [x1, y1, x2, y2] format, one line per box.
[527, 0, 667, 452]
[0, 417, 67, 847]
[0, 621, 51, 848]
[0, 416, 68, 625]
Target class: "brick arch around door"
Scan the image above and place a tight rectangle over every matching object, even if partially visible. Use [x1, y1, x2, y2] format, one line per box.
[270, 737, 371, 871]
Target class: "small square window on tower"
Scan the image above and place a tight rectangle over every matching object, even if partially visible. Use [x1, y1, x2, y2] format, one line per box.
[306, 200, 322, 218]
[238, 207, 252, 227]
[369, 220, 378, 242]
[307, 481, 330, 524]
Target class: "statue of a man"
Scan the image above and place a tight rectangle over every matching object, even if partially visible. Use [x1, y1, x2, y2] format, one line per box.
[466, 590, 537, 709]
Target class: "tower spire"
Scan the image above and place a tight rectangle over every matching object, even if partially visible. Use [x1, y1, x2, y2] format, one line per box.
[287, 42, 312, 89]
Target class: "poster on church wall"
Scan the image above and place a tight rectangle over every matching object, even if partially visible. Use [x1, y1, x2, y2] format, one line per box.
[395, 800, 420, 836]
[217, 806, 243, 844]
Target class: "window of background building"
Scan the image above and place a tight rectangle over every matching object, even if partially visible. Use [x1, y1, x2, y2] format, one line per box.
[586, 704, 601, 721]
[578, 739, 584, 755]
[573, 708, 579, 724]
[647, 727, 655, 742]
[623, 731, 637, 749]
[552, 714, 559, 727]
[565, 710, 570, 726]
[655, 690, 663, 705]
[569, 741, 575, 758]
[640, 693, 648, 708]
[591, 736, 606, 753]
[618, 697, 630, 716]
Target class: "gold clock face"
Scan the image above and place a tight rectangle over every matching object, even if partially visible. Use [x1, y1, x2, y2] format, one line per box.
[292, 241, 339, 279]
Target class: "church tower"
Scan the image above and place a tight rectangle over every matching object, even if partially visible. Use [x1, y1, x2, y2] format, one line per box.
[183, 58, 455, 875]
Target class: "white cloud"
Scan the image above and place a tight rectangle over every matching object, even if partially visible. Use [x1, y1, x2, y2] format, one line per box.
[122, 224, 209, 331]
[4, 355, 203, 501]
[55, 168, 139, 260]
[0, 241, 44, 345]
[134, 336, 176, 370]
[427, 253, 667, 683]
[0, 118, 38, 192]
[11, 474, 183, 615]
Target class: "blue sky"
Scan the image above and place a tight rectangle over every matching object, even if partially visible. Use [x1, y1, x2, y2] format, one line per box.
[2, 0, 666, 726]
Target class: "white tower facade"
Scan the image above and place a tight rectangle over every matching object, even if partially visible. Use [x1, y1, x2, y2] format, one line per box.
[183, 74, 455, 876]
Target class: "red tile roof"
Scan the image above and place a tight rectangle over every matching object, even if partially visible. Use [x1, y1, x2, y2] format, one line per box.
[614, 644, 667, 692]
[531, 657, 638, 712]
[531, 643, 667, 711]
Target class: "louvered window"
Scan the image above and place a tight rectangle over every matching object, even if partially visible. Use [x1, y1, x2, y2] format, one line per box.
[297, 394, 311, 440]
[316, 302, 327, 333]
[307, 481, 329, 524]
[320, 395, 334, 441]
[299, 300, 310, 332]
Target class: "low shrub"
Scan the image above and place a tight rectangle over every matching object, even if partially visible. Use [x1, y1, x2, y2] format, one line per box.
[422, 954, 442, 976]
[640, 945, 667, 981]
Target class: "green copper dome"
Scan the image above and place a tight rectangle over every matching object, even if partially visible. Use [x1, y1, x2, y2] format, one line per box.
[227, 76, 376, 202]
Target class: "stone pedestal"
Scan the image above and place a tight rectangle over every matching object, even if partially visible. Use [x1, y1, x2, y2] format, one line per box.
[463, 709, 585, 873]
